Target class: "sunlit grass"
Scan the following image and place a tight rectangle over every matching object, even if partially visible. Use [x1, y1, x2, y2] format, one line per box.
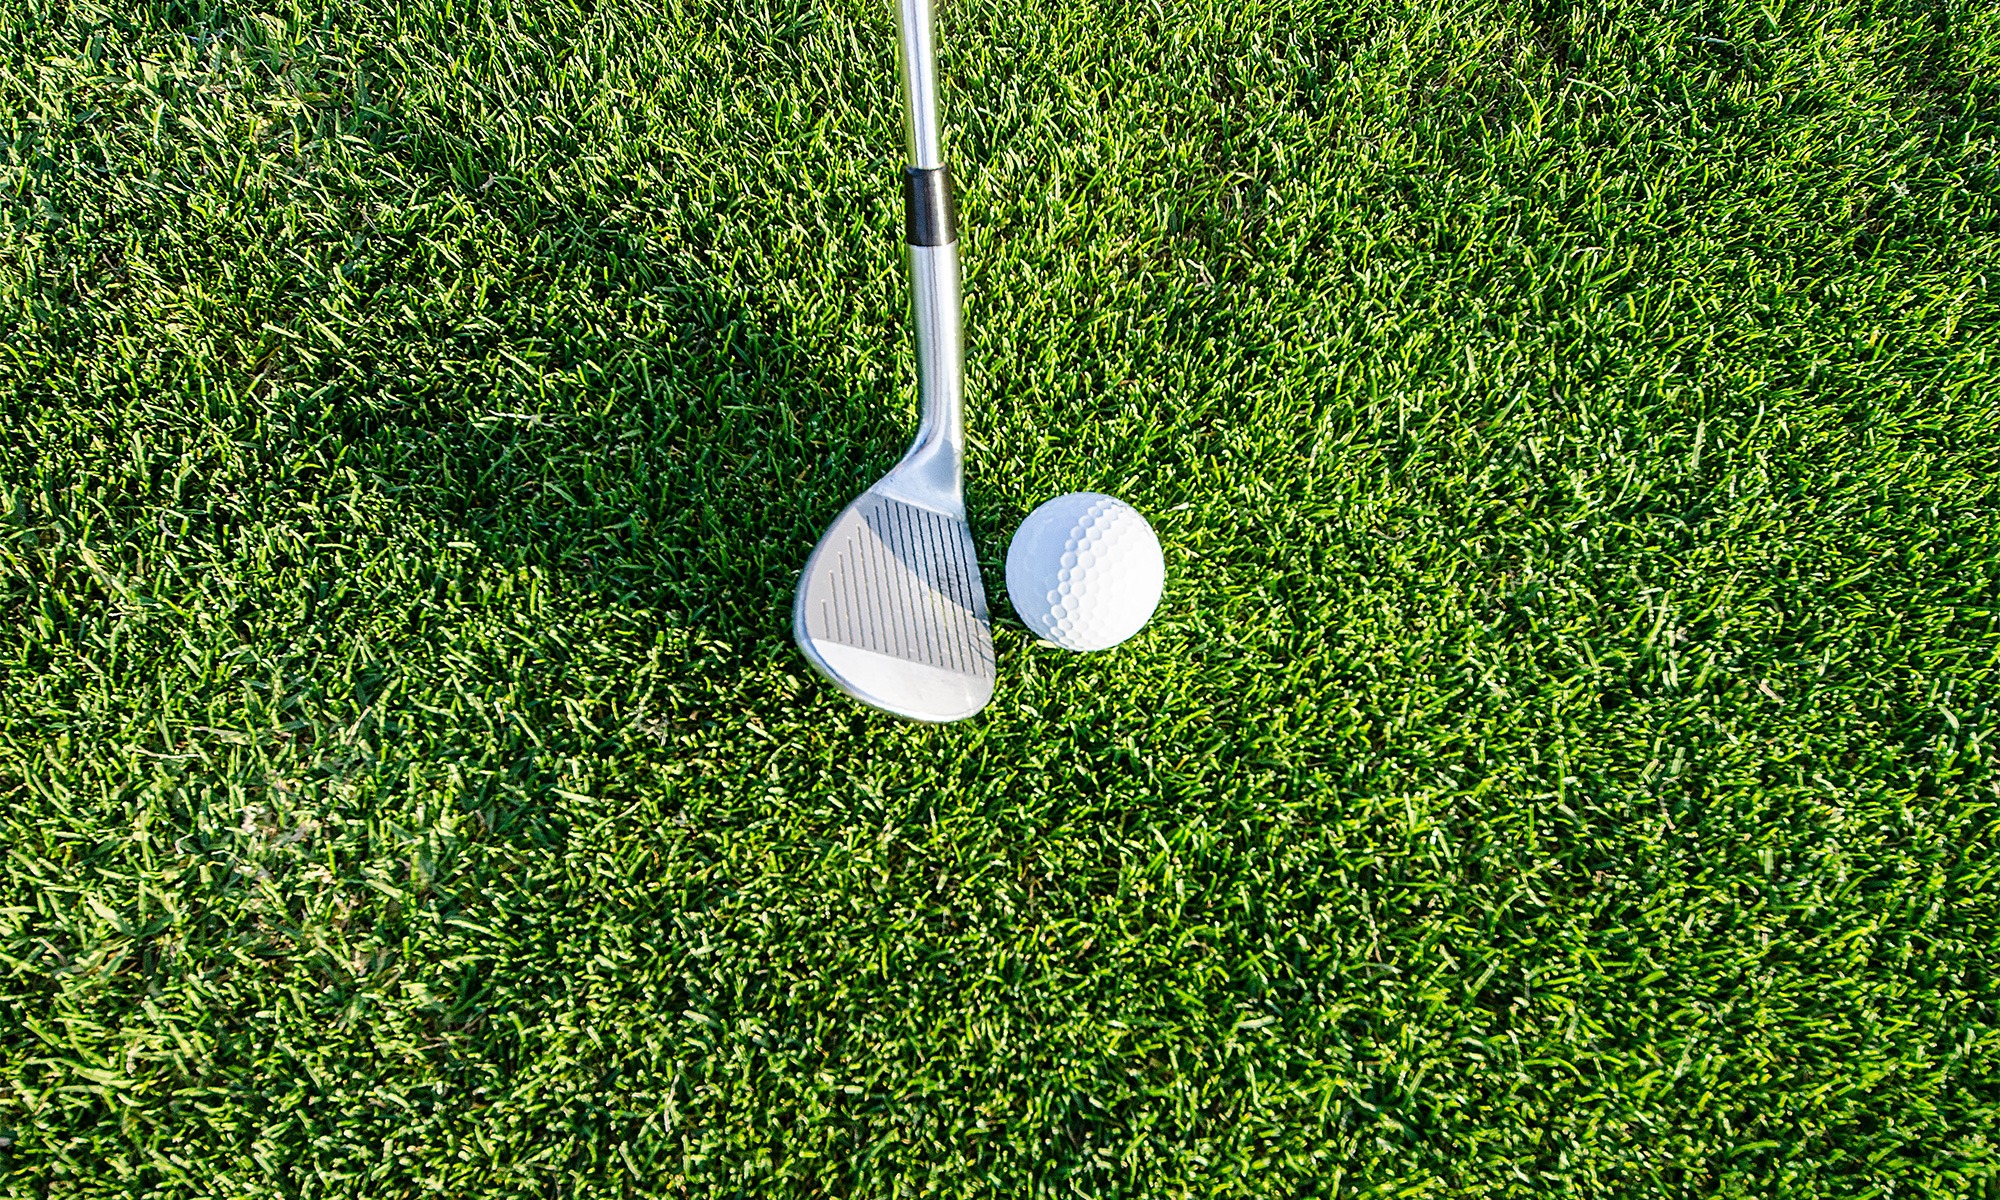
[2, 0, 1997, 1194]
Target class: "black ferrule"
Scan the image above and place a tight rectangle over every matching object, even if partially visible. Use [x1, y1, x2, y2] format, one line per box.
[903, 166, 957, 246]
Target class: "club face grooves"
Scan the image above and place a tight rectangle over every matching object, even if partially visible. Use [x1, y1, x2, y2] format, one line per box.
[808, 492, 988, 673]
[794, 491, 995, 721]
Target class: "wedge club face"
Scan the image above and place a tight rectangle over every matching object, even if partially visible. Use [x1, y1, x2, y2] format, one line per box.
[792, 0, 994, 722]
[793, 485, 994, 723]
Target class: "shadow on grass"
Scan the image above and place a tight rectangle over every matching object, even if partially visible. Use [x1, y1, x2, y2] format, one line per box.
[317, 265, 915, 662]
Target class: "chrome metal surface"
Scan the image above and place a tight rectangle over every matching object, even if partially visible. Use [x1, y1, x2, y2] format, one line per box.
[793, 0, 990, 721]
[873, 242, 963, 515]
[895, 0, 943, 168]
[793, 491, 994, 722]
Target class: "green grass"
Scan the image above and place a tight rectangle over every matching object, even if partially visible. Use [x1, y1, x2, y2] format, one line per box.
[4, 0, 1999, 1193]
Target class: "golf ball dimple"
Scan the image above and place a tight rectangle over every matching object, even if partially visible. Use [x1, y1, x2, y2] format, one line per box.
[1005, 492, 1165, 652]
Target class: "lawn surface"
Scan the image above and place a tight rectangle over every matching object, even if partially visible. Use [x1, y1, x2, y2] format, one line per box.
[5, 0, 2000, 1194]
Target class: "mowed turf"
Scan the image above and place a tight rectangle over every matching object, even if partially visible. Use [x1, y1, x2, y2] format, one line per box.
[4, 0, 1999, 1193]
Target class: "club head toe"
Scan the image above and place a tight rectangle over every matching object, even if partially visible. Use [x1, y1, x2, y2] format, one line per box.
[793, 490, 996, 723]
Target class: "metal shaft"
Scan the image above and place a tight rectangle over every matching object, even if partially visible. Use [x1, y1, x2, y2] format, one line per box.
[895, 0, 945, 169]
[890, 0, 965, 515]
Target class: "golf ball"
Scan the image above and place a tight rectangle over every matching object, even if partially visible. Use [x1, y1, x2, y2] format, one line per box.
[1005, 492, 1164, 652]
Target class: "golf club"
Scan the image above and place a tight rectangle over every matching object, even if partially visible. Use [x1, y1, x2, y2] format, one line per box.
[791, 0, 995, 722]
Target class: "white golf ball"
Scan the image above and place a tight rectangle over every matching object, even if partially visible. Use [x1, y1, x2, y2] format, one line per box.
[1005, 492, 1164, 652]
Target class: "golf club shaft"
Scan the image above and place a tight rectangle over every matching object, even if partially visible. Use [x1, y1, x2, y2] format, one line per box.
[896, 0, 945, 169]
[896, 0, 964, 509]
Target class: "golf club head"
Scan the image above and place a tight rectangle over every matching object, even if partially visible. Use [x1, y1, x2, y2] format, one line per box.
[797, 2, 987, 724]
[793, 487, 995, 722]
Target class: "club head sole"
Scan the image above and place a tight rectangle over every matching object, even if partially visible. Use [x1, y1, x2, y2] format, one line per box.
[793, 489, 995, 723]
